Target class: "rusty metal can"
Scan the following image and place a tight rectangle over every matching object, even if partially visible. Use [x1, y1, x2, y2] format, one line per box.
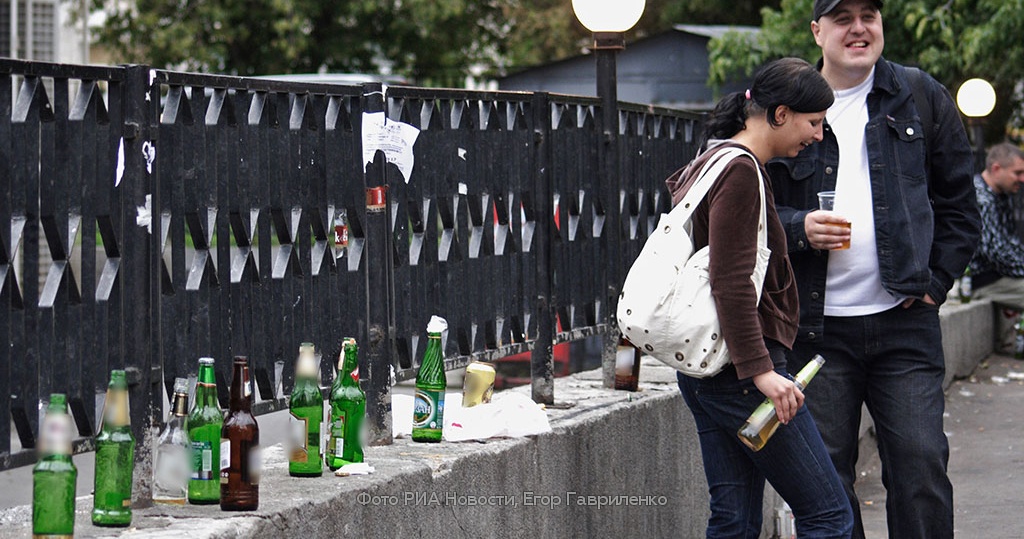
[462, 361, 496, 408]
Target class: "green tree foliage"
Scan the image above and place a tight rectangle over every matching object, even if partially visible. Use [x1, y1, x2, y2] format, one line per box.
[708, 0, 1024, 141]
[89, 0, 508, 85]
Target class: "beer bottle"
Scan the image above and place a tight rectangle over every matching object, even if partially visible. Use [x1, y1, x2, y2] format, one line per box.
[220, 356, 260, 511]
[92, 369, 135, 526]
[737, 355, 825, 452]
[412, 316, 447, 443]
[327, 338, 366, 469]
[1014, 317, 1024, 360]
[959, 266, 973, 303]
[289, 342, 324, 477]
[187, 357, 222, 504]
[33, 393, 77, 538]
[153, 377, 191, 505]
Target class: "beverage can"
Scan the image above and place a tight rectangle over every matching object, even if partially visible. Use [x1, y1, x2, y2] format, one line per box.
[462, 361, 496, 408]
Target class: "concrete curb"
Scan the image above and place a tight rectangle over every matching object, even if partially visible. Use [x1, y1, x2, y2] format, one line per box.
[1, 299, 990, 538]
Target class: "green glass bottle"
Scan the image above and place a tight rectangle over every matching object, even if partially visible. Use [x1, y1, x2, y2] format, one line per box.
[33, 393, 77, 538]
[738, 355, 825, 451]
[92, 369, 135, 526]
[289, 342, 324, 477]
[959, 266, 973, 303]
[327, 338, 366, 470]
[412, 316, 448, 443]
[187, 357, 222, 504]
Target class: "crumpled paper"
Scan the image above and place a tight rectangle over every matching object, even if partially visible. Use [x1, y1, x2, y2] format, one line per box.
[391, 391, 551, 441]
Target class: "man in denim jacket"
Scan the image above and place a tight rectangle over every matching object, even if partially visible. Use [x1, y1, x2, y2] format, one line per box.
[767, 1, 980, 538]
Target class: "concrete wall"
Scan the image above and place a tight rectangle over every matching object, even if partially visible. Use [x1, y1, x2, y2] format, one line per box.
[0, 298, 990, 538]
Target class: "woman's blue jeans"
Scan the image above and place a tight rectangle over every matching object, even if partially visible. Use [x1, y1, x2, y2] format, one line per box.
[790, 301, 953, 539]
[677, 352, 853, 538]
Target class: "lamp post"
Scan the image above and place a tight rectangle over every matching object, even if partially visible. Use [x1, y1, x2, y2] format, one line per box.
[572, 0, 645, 389]
[956, 77, 996, 173]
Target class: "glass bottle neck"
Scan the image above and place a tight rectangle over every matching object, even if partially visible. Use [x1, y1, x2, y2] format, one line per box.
[229, 364, 253, 412]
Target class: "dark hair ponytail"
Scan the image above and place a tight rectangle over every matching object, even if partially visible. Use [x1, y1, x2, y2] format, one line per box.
[701, 57, 834, 145]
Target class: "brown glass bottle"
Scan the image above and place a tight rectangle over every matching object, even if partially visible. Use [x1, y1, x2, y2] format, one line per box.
[220, 356, 260, 511]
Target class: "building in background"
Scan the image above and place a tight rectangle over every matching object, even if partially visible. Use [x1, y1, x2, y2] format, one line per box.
[498, 24, 758, 111]
[2, 0, 91, 64]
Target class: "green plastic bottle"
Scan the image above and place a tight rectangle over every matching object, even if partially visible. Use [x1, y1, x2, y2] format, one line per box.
[412, 316, 448, 443]
[188, 357, 223, 504]
[327, 338, 366, 470]
[289, 343, 324, 477]
[92, 369, 135, 526]
[33, 393, 77, 538]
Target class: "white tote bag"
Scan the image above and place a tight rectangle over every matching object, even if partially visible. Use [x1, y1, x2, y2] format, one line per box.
[616, 147, 769, 378]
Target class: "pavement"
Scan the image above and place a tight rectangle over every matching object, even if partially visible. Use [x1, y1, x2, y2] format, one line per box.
[857, 352, 1024, 539]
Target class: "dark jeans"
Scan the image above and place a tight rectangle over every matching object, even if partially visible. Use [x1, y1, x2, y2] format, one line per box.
[677, 344, 853, 539]
[791, 302, 953, 539]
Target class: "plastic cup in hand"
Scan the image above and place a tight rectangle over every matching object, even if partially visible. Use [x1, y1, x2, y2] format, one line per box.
[817, 190, 850, 250]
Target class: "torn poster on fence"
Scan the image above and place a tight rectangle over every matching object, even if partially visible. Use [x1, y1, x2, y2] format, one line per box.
[361, 112, 419, 183]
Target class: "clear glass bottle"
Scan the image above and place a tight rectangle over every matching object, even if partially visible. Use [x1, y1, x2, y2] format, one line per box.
[737, 355, 825, 452]
[153, 378, 191, 504]
[33, 393, 77, 538]
[327, 338, 366, 469]
[92, 369, 135, 526]
[289, 342, 324, 477]
[413, 316, 447, 443]
[187, 357, 222, 504]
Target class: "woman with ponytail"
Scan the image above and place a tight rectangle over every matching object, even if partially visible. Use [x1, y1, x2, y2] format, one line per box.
[665, 58, 853, 538]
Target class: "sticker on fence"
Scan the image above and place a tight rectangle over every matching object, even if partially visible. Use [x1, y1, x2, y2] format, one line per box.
[361, 112, 419, 183]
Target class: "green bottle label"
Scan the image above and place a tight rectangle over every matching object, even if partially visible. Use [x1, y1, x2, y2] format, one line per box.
[330, 414, 346, 457]
[412, 389, 445, 430]
[191, 440, 214, 480]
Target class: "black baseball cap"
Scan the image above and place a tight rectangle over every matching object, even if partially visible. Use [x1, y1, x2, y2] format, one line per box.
[813, 0, 883, 21]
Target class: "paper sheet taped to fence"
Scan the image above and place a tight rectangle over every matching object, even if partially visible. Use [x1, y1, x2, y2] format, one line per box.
[362, 112, 419, 183]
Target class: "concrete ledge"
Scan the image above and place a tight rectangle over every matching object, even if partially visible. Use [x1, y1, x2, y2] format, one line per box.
[1, 300, 990, 538]
[1, 360, 792, 538]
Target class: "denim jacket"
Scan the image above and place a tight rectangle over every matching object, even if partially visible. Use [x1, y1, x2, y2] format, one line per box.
[767, 58, 980, 342]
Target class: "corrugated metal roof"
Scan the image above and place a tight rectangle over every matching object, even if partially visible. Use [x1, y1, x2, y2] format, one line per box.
[672, 24, 760, 40]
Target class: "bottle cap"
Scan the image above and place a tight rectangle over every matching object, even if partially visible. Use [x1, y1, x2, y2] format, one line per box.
[426, 315, 448, 334]
[173, 377, 189, 395]
[199, 357, 214, 366]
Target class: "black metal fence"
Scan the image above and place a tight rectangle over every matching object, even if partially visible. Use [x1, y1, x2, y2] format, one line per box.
[0, 58, 702, 479]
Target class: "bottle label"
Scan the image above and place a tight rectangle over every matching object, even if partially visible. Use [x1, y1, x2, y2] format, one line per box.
[191, 440, 214, 480]
[154, 444, 190, 496]
[289, 413, 309, 463]
[330, 413, 347, 457]
[101, 389, 130, 428]
[219, 439, 230, 474]
[248, 446, 261, 485]
[412, 389, 445, 430]
[39, 414, 73, 455]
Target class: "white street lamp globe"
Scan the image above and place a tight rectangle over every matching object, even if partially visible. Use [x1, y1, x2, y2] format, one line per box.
[956, 78, 996, 118]
[572, 0, 646, 33]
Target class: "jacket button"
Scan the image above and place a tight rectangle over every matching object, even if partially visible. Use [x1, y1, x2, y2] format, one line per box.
[811, 292, 820, 300]
[825, 166, 834, 175]
[808, 332, 817, 339]
[798, 240, 806, 249]
[906, 127, 915, 136]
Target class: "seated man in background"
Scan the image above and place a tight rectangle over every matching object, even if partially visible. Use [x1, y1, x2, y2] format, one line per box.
[970, 142, 1024, 305]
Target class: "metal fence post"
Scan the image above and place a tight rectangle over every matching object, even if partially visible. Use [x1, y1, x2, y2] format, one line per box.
[120, 64, 159, 507]
[530, 92, 555, 405]
[361, 82, 394, 445]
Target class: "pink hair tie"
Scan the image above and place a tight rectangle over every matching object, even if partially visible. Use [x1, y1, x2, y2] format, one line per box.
[745, 89, 752, 100]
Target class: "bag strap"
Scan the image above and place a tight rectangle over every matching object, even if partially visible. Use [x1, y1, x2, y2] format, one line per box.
[667, 146, 769, 296]
[905, 66, 934, 172]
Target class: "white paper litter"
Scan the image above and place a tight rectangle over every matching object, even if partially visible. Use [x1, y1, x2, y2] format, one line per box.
[391, 391, 551, 442]
[335, 462, 375, 476]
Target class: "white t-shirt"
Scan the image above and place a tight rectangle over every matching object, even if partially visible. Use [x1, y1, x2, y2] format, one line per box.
[824, 69, 903, 316]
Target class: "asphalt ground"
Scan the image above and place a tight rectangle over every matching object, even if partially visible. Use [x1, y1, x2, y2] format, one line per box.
[858, 352, 1024, 539]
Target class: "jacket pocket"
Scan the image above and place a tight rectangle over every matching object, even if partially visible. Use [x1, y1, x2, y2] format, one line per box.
[885, 116, 926, 182]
